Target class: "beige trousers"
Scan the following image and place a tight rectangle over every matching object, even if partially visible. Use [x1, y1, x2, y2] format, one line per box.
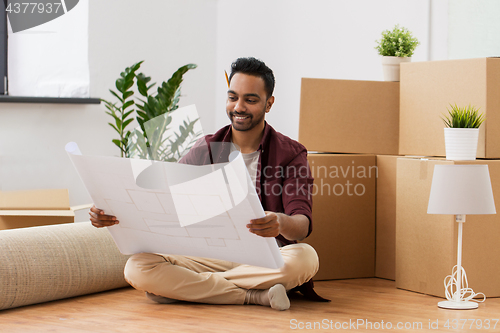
[124, 243, 319, 305]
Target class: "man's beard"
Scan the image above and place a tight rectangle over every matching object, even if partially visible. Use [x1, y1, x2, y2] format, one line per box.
[229, 107, 266, 132]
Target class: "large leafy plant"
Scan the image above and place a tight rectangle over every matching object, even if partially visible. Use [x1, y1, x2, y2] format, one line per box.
[102, 62, 142, 157]
[375, 24, 419, 57]
[102, 61, 201, 161]
[442, 104, 485, 128]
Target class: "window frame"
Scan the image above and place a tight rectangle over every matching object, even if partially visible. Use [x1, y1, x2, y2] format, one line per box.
[1, 5, 7, 95]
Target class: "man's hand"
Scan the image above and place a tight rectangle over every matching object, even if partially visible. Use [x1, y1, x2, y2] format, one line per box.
[248, 212, 310, 241]
[247, 211, 280, 238]
[89, 205, 119, 228]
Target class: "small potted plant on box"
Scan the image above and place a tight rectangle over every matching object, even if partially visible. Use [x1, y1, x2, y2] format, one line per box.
[442, 104, 485, 160]
[375, 24, 419, 81]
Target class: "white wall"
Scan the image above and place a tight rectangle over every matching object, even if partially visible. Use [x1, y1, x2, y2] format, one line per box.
[215, 0, 448, 140]
[448, 0, 500, 59]
[0, 0, 217, 220]
[89, 0, 218, 133]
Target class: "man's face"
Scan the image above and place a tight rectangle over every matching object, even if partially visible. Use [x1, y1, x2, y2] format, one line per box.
[226, 73, 274, 132]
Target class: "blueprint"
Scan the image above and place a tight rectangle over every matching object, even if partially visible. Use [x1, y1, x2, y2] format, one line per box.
[66, 142, 284, 269]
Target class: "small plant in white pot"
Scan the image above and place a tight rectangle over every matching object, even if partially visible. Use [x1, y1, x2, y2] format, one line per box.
[442, 104, 485, 161]
[375, 24, 419, 82]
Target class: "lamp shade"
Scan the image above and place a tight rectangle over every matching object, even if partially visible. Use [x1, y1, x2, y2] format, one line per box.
[427, 165, 496, 215]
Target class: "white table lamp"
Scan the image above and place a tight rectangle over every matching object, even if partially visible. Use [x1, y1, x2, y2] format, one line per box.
[428, 164, 496, 310]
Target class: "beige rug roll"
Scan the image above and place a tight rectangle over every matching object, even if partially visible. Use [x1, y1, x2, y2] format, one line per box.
[0, 222, 130, 310]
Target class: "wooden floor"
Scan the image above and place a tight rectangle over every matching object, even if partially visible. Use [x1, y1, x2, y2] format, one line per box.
[1, 278, 500, 332]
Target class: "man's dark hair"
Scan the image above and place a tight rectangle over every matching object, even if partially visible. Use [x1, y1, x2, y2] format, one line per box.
[229, 57, 275, 98]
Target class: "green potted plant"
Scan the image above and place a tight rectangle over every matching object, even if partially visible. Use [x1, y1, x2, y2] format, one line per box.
[442, 104, 485, 160]
[102, 61, 201, 161]
[375, 24, 419, 81]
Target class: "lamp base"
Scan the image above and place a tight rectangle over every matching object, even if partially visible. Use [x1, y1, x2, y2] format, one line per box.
[438, 300, 478, 310]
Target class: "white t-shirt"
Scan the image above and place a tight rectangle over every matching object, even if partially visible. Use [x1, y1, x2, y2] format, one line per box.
[230, 144, 260, 188]
[241, 150, 260, 188]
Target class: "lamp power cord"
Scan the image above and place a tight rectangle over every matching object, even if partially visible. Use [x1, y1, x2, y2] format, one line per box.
[443, 265, 486, 303]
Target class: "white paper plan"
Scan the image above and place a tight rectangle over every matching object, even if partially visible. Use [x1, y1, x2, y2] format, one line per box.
[66, 142, 284, 269]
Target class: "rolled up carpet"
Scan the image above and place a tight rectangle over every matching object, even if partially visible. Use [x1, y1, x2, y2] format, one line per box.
[0, 222, 130, 310]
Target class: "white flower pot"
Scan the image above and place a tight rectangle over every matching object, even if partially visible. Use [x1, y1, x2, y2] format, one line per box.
[381, 56, 411, 82]
[444, 128, 479, 161]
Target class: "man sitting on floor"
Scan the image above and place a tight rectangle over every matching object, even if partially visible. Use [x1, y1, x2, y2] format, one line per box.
[90, 57, 320, 310]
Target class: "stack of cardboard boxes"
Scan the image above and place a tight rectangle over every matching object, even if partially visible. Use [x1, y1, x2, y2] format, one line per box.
[0, 189, 74, 230]
[396, 58, 500, 297]
[299, 57, 500, 297]
[299, 78, 400, 280]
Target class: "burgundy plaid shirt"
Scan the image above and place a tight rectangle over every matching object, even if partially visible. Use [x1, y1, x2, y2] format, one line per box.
[180, 122, 314, 246]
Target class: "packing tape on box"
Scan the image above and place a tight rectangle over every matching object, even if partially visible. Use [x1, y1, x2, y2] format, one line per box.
[419, 159, 428, 180]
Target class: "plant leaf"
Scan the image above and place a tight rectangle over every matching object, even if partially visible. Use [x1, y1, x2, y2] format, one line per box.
[122, 118, 134, 129]
[123, 100, 135, 110]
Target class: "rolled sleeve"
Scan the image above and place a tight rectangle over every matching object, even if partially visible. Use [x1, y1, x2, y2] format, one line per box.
[281, 149, 314, 237]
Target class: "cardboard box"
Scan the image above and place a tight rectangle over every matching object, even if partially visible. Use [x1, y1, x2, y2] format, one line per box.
[396, 157, 500, 297]
[0, 189, 74, 230]
[399, 58, 500, 158]
[299, 78, 399, 155]
[375, 155, 399, 280]
[303, 153, 376, 280]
